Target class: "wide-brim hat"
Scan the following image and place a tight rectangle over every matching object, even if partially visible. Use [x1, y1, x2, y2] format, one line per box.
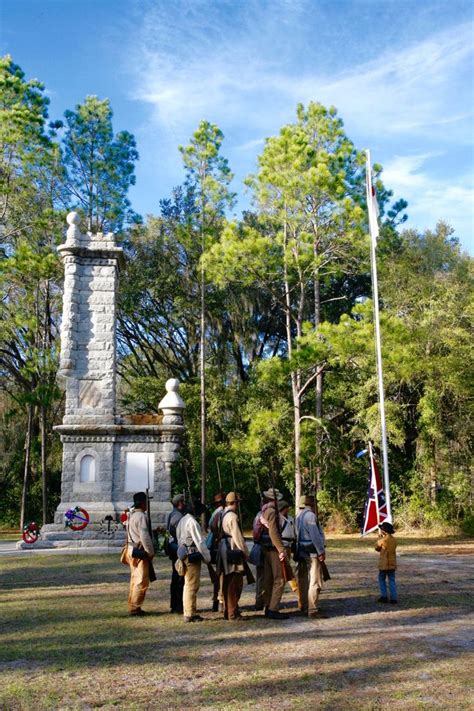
[379, 521, 395, 534]
[133, 492, 147, 506]
[298, 494, 315, 508]
[225, 491, 242, 504]
[191, 500, 207, 517]
[263, 488, 283, 501]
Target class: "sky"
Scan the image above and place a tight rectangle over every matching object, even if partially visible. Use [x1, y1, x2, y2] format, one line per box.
[1, 0, 473, 252]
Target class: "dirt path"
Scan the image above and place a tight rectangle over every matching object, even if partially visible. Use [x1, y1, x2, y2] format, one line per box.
[0, 537, 473, 710]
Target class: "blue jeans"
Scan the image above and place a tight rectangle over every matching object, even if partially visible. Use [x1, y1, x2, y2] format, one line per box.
[378, 570, 397, 600]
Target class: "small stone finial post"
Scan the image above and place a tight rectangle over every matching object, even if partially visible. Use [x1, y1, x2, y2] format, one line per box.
[158, 379, 185, 425]
[65, 211, 82, 245]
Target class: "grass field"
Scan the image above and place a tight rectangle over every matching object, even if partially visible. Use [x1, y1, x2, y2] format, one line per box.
[0, 535, 473, 710]
[0, 530, 20, 543]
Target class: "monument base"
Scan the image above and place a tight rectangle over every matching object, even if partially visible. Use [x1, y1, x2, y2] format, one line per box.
[16, 523, 126, 550]
[52, 423, 180, 529]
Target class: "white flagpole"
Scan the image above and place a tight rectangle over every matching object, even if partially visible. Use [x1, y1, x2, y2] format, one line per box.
[366, 150, 392, 521]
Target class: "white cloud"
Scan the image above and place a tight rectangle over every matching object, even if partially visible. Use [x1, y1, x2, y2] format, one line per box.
[131, 16, 473, 140]
[235, 138, 265, 151]
[127, 7, 474, 249]
[286, 23, 473, 140]
[383, 153, 474, 243]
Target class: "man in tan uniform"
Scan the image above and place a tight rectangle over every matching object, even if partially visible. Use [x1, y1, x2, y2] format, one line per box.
[125, 491, 155, 616]
[176, 501, 211, 623]
[260, 497, 289, 620]
[218, 492, 249, 620]
[252, 488, 283, 610]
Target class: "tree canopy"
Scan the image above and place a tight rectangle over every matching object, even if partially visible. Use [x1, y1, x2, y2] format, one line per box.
[1, 58, 472, 535]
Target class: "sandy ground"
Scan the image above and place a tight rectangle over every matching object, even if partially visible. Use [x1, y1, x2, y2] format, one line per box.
[0, 536, 473, 710]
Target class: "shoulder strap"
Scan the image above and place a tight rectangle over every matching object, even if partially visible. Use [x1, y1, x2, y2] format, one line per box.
[127, 510, 140, 548]
[217, 509, 233, 540]
[167, 509, 182, 538]
[296, 508, 311, 539]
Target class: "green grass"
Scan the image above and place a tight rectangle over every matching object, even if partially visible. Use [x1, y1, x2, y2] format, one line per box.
[0, 530, 20, 542]
[0, 536, 473, 710]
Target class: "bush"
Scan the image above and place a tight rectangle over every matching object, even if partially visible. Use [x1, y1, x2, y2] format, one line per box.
[460, 513, 474, 537]
[317, 490, 358, 533]
[394, 494, 461, 535]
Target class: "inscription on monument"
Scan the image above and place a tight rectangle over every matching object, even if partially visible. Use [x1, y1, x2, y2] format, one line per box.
[79, 380, 102, 408]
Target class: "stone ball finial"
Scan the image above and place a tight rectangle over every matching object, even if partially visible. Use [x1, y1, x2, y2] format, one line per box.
[159, 377, 185, 422]
[165, 378, 180, 393]
[65, 212, 82, 245]
[66, 212, 81, 226]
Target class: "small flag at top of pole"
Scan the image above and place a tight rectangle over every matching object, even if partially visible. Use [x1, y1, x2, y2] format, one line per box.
[365, 150, 379, 246]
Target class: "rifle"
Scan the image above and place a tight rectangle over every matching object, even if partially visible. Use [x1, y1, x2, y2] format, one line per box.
[311, 461, 331, 582]
[253, 465, 262, 500]
[270, 462, 295, 586]
[146, 456, 157, 583]
[216, 458, 223, 491]
[184, 462, 218, 585]
[228, 461, 254, 585]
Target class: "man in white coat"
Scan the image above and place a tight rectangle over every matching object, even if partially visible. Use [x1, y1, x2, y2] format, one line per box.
[176, 501, 211, 623]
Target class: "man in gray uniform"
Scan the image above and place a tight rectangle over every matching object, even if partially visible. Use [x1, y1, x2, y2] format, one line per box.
[167, 493, 186, 613]
[209, 491, 226, 611]
[295, 494, 326, 618]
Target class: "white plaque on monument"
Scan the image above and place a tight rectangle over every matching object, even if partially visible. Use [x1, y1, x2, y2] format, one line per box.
[124, 452, 154, 492]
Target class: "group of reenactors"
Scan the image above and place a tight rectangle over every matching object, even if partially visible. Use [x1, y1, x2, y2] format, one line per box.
[124, 487, 327, 622]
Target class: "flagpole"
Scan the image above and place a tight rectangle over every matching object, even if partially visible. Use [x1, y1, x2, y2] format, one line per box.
[366, 150, 392, 521]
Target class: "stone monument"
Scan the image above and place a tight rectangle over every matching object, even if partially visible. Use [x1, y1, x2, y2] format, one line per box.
[18, 213, 185, 549]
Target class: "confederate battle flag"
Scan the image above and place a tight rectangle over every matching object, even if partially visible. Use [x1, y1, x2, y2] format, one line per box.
[361, 442, 388, 535]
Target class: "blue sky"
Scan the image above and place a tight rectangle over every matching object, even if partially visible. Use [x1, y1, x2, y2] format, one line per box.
[1, 0, 473, 252]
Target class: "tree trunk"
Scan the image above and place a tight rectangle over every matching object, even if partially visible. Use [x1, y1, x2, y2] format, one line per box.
[40, 404, 48, 526]
[292, 378, 302, 504]
[283, 218, 302, 502]
[313, 245, 323, 490]
[199, 173, 207, 525]
[315, 370, 323, 491]
[313, 256, 320, 329]
[200, 262, 206, 510]
[20, 403, 34, 530]
[40, 276, 52, 526]
[429, 443, 437, 504]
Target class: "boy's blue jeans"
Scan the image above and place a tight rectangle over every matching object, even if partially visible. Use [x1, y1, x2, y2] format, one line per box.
[378, 569, 397, 600]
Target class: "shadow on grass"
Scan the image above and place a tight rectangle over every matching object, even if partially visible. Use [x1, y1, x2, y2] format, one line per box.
[1, 550, 473, 676]
[1, 605, 472, 711]
[0, 556, 204, 590]
[2, 577, 472, 638]
[1, 593, 471, 668]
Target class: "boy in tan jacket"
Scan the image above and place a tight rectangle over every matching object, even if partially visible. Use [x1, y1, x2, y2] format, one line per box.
[375, 521, 398, 604]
